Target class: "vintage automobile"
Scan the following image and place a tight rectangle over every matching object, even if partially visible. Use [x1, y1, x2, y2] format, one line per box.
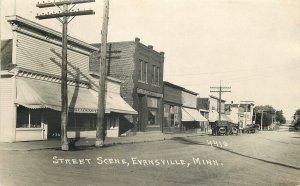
[242, 124, 260, 133]
[211, 121, 239, 136]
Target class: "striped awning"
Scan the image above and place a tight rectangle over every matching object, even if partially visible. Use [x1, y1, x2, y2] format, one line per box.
[15, 77, 137, 115]
[181, 107, 208, 122]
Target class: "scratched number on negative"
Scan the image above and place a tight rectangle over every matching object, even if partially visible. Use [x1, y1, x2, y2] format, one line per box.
[207, 140, 228, 147]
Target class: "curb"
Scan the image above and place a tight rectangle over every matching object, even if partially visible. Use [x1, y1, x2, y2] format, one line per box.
[0, 133, 208, 151]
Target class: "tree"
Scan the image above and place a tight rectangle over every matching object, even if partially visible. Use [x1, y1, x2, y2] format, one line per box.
[294, 109, 300, 119]
[276, 110, 286, 124]
[293, 109, 300, 130]
[253, 105, 276, 127]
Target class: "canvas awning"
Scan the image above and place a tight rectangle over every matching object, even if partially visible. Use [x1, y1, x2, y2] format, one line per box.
[181, 107, 208, 122]
[90, 90, 138, 115]
[15, 77, 137, 115]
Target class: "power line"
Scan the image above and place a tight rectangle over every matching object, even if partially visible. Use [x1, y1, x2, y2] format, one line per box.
[164, 62, 300, 77]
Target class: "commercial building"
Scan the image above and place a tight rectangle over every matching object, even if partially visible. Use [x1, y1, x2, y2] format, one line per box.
[225, 102, 254, 128]
[0, 16, 136, 142]
[197, 96, 233, 126]
[90, 38, 164, 133]
[163, 81, 207, 133]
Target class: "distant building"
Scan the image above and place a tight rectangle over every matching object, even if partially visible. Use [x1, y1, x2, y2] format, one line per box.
[225, 102, 254, 128]
[90, 38, 165, 134]
[197, 96, 232, 125]
[239, 103, 254, 127]
[225, 103, 244, 125]
[163, 81, 207, 133]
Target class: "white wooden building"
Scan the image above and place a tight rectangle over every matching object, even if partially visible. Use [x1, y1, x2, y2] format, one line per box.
[0, 16, 137, 142]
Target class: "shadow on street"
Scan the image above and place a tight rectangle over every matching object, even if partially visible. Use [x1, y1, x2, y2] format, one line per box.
[171, 136, 300, 171]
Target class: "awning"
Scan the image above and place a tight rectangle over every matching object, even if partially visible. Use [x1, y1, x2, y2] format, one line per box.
[16, 77, 137, 115]
[181, 107, 208, 122]
[90, 90, 137, 115]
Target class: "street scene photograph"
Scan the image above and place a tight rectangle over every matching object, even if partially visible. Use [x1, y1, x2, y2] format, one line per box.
[0, 0, 300, 186]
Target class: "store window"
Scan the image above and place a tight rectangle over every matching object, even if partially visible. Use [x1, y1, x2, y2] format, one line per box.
[169, 106, 179, 127]
[148, 110, 157, 125]
[89, 115, 97, 129]
[17, 107, 41, 128]
[164, 104, 170, 117]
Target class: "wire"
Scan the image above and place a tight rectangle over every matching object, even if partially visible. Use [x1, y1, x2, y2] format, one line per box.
[165, 62, 300, 77]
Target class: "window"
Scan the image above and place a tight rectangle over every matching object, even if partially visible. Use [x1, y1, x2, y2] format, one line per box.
[138, 60, 148, 83]
[169, 105, 179, 127]
[17, 107, 41, 128]
[151, 65, 160, 86]
[152, 65, 156, 84]
[156, 67, 160, 85]
[164, 104, 170, 117]
[138, 60, 143, 81]
[148, 110, 157, 125]
[147, 97, 158, 108]
[144, 62, 148, 82]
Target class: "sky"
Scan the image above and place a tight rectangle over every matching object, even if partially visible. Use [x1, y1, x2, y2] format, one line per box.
[1, 0, 300, 119]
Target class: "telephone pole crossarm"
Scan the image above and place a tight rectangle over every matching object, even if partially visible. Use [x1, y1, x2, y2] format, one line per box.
[37, 0, 95, 8]
[210, 81, 231, 122]
[36, 10, 95, 20]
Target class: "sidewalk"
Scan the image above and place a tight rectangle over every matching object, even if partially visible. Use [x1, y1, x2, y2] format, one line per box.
[0, 131, 209, 151]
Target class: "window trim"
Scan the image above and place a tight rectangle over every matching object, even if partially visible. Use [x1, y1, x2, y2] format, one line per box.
[17, 108, 42, 128]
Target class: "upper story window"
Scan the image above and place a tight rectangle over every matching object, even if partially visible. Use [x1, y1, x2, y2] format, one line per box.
[138, 60, 143, 81]
[156, 67, 160, 85]
[152, 65, 160, 86]
[144, 62, 148, 83]
[138, 59, 148, 83]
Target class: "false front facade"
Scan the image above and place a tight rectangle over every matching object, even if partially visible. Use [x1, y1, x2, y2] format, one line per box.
[0, 16, 136, 142]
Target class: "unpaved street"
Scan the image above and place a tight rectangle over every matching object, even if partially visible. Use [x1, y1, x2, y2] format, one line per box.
[0, 124, 299, 186]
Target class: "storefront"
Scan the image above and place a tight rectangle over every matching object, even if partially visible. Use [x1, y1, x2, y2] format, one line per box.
[163, 104, 182, 133]
[137, 93, 163, 132]
[0, 15, 137, 142]
[181, 107, 208, 130]
[0, 70, 137, 142]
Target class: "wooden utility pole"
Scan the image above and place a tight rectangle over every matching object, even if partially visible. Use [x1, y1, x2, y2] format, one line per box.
[96, 0, 110, 147]
[36, 0, 95, 151]
[210, 81, 231, 122]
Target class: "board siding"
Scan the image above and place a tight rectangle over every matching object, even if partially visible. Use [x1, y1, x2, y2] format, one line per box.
[0, 78, 15, 142]
[16, 33, 91, 81]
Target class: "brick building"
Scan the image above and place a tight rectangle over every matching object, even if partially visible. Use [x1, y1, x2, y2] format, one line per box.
[90, 38, 164, 133]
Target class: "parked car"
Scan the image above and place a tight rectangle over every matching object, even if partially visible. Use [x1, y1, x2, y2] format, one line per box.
[242, 124, 260, 133]
[211, 121, 237, 136]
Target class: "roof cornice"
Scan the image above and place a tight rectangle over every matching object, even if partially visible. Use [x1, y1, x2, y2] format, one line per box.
[6, 15, 98, 52]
